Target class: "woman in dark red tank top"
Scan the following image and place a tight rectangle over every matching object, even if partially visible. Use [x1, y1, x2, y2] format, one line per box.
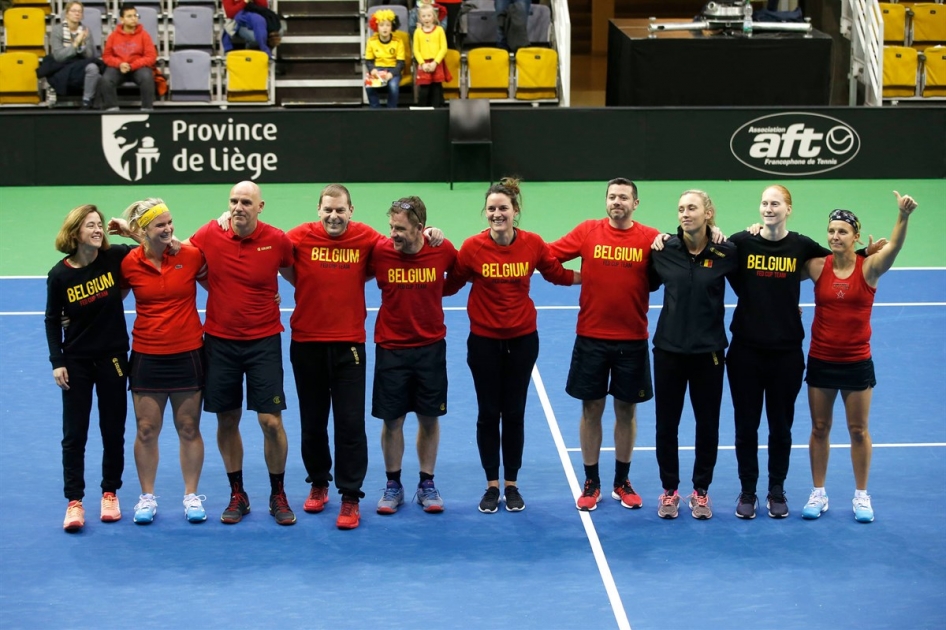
[801, 192, 918, 524]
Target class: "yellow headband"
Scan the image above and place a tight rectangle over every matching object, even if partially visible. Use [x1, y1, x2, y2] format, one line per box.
[136, 203, 169, 229]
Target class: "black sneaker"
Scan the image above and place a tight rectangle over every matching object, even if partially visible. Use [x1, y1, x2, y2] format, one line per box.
[735, 492, 758, 519]
[478, 487, 501, 513]
[766, 486, 789, 519]
[220, 491, 250, 524]
[269, 491, 297, 525]
[503, 486, 525, 512]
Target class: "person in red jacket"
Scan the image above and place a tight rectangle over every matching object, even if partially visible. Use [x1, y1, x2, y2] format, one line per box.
[549, 178, 658, 513]
[100, 4, 157, 111]
[222, 0, 283, 56]
[447, 177, 580, 514]
[802, 192, 918, 524]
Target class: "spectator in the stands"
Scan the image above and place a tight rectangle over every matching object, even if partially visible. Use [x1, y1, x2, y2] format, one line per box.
[222, 0, 286, 57]
[408, 0, 447, 38]
[364, 10, 405, 109]
[413, 3, 450, 107]
[41, 1, 102, 109]
[100, 4, 157, 111]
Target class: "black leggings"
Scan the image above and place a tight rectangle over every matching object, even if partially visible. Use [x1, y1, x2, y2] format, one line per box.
[727, 341, 804, 494]
[61, 354, 128, 501]
[467, 331, 539, 483]
[653, 347, 725, 493]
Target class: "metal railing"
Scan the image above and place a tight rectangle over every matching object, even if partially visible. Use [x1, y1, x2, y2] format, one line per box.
[841, 0, 883, 105]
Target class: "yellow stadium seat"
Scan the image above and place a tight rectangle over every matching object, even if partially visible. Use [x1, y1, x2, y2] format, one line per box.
[883, 45, 919, 97]
[0, 51, 41, 104]
[226, 50, 270, 103]
[466, 47, 509, 100]
[3, 8, 47, 56]
[443, 49, 461, 100]
[392, 30, 413, 88]
[922, 45, 946, 96]
[911, 3, 946, 48]
[879, 3, 908, 45]
[515, 47, 558, 100]
[11, 0, 51, 15]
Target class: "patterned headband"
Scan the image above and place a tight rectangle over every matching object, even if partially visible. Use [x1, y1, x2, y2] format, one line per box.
[828, 209, 860, 233]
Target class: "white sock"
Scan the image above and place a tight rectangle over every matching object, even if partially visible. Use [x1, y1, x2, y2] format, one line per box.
[812, 487, 826, 497]
[854, 489, 869, 500]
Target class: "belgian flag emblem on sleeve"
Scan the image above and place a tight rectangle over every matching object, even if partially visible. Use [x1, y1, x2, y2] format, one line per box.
[701, 259, 713, 268]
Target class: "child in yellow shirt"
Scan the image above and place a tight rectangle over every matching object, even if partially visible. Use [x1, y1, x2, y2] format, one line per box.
[365, 10, 405, 108]
[412, 4, 451, 107]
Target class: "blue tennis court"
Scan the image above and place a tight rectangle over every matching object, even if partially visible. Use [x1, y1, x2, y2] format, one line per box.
[0, 268, 943, 629]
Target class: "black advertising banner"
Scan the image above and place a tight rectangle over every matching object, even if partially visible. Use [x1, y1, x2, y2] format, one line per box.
[0, 107, 943, 186]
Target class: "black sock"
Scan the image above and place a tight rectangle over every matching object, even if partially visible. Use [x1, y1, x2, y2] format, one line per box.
[227, 470, 244, 493]
[269, 472, 285, 495]
[584, 463, 600, 485]
[386, 470, 402, 485]
[419, 471, 434, 485]
[614, 460, 631, 488]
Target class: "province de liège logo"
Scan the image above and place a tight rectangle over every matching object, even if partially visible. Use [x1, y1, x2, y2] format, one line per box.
[102, 114, 161, 182]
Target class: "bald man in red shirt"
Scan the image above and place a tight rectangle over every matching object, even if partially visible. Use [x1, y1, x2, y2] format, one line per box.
[188, 181, 296, 526]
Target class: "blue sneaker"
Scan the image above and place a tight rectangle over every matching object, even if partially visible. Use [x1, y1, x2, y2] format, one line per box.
[133, 494, 158, 524]
[801, 490, 829, 519]
[853, 495, 874, 523]
[376, 481, 404, 515]
[415, 479, 444, 513]
[183, 493, 207, 523]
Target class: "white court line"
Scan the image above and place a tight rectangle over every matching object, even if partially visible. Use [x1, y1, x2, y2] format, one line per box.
[567, 443, 946, 452]
[4, 302, 946, 316]
[532, 365, 631, 630]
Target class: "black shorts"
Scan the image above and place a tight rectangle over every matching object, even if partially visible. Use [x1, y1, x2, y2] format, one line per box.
[129, 348, 205, 393]
[203, 333, 287, 414]
[566, 336, 653, 403]
[371, 339, 448, 420]
[805, 355, 876, 391]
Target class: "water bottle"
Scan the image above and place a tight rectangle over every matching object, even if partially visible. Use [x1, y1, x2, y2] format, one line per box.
[742, 0, 753, 37]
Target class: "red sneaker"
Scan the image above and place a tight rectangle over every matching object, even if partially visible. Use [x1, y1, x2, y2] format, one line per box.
[576, 479, 601, 511]
[220, 491, 250, 524]
[336, 497, 360, 530]
[303, 485, 330, 513]
[612, 480, 643, 509]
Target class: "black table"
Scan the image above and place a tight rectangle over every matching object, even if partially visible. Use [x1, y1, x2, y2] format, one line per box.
[606, 19, 833, 106]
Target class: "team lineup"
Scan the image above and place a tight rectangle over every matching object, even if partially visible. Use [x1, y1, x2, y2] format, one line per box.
[44, 177, 919, 531]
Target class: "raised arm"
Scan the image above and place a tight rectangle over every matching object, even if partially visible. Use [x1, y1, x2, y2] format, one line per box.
[863, 191, 917, 286]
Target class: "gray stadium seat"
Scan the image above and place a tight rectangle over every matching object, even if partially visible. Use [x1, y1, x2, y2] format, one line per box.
[169, 48, 213, 101]
[80, 6, 104, 52]
[527, 4, 550, 45]
[172, 5, 215, 51]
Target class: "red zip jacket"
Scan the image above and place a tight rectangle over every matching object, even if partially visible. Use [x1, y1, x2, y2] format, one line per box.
[103, 24, 157, 71]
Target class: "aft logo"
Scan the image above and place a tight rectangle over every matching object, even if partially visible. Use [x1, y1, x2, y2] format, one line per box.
[730, 113, 860, 176]
[102, 115, 161, 181]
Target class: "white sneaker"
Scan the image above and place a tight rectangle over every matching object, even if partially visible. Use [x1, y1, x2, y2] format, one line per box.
[801, 490, 829, 519]
[852, 495, 874, 523]
[46, 86, 56, 107]
[133, 493, 158, 524]
[183, 493, 208, 523]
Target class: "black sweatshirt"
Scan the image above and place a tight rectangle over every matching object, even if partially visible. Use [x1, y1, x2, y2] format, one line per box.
[45, 245, 133, 369]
